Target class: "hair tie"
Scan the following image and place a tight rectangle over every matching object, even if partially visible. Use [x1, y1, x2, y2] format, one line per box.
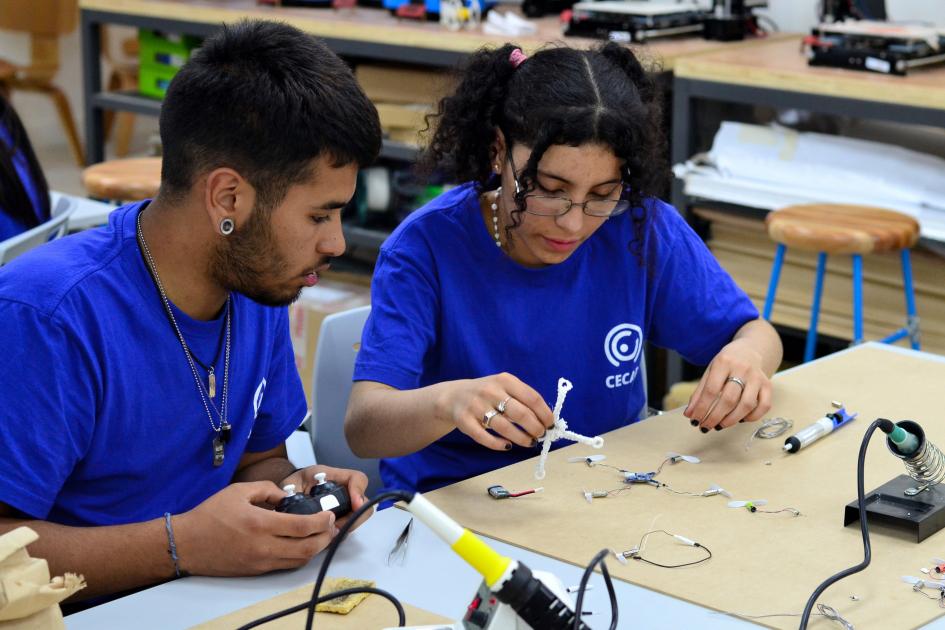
[509, 48, 528, 69]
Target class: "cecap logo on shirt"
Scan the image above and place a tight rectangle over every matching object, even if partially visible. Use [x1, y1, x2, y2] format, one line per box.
[604, 323, 643, 367]
[604, 323, 642, 390]
[253, 378, 267, 420]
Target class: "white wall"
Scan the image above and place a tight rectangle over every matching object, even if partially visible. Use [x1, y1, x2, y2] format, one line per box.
[757, 0, 945, 33]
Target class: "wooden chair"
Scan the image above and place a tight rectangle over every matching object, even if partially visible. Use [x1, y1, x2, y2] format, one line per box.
[82, 157, 161, 202]
[763, 204, 921, 362]
[102, 30, 140, 158]
[0, 0, 84, 166]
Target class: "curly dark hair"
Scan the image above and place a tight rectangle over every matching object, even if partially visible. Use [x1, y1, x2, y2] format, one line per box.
[421, 42, 667, 256]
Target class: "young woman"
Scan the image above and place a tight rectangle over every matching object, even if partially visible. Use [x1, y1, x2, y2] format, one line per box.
[345, 43, 782, 494]
[0, 94, 50, 241]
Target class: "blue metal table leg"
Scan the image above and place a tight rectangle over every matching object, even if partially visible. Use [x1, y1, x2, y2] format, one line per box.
[900, 249, 920, 350]
[804, 252, 828, 362]
[763, 244, 786, 321]
[852, 254, 864, 346]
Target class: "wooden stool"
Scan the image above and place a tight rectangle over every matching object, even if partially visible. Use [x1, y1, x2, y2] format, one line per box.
[81, 157, 161, 202]
[763, 204, 921, 362]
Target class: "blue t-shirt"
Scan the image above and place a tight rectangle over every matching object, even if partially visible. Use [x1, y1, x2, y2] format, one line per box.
[354, 183, 759, 494]
[0, 201, 307, 526]
[0, 120, 46, 241]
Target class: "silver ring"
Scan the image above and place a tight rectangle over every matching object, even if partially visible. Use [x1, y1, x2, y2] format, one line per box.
[482, 408, 500, 429]
[726, 376, 746, 391]
[496, 396, 511, 414]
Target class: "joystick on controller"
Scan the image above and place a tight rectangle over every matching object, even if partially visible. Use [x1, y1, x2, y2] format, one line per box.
[308, 472, 352, 517]
[274, 474, 352, 518]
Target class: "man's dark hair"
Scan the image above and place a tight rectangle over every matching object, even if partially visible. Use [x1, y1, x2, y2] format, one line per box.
[159, 20, 381, 208]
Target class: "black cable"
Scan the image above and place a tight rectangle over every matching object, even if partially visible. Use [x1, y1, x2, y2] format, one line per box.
[573, 549, 618, 630]
[234, 587, 405, 630]
[798, 419, 893, 629]
[235, 489, 414, 630]
[305, 490, 414, 630]
[632, 543, 712, 569]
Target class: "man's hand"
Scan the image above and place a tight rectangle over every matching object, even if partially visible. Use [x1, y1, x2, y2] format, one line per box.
[280, 465, 371, 531]
[173, 481, 337, 576]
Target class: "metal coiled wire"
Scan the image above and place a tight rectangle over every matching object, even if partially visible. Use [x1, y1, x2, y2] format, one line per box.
[905, 438, 945, 492]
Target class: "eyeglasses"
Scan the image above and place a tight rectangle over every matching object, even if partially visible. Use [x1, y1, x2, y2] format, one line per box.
[506, 151, 630, 218]
[522, 194, 631, 218]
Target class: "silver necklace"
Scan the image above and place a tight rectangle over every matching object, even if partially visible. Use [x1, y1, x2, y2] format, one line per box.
[136, 211, 232, 467]
[490, 187, 502, 247]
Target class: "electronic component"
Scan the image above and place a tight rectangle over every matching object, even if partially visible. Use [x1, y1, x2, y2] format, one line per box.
[703, 0, 769, 42]
[564, 1, 707, 43]
[487, 485, 543, 500]
[727, 498, 800, 516]
[806, 21, 945, 76]
[567, 454, 607, 465]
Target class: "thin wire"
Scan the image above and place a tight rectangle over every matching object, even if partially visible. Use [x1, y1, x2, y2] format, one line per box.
[755, 507, 801, 516]
[593, 462, 630, 474]
[623, 530, 712, 569]
[653, 457, 671, 476]
[718, 603, 854, 629]
[745, 417, 793, 451]
[913, 588, 945, 608]
[658, 483, 708, 498]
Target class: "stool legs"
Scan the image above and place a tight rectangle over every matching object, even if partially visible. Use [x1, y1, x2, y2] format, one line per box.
[902, 249, 920, 350]
[763, 244, 786, 320]
[880, 249, 921, 350]
[804, 252, 828, 362]
[852, 254, 864, 346]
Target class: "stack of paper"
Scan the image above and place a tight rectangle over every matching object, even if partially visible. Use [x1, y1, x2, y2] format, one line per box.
[673, 122, 945, 242]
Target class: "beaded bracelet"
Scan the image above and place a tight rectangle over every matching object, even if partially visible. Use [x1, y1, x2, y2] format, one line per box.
[164, 512, 182, 578]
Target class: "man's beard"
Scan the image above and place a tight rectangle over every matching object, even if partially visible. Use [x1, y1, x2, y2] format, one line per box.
[209, 209, 303, 307]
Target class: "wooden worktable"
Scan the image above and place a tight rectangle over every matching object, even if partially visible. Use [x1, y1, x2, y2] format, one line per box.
[427, 344, 945, 629]
[674, 35, 945, 112]
[81, 0, 788, 69]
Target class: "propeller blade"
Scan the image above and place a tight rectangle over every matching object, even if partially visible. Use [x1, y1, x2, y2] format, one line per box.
[709, 484, 732, 498]
[667, 452, 701, 464]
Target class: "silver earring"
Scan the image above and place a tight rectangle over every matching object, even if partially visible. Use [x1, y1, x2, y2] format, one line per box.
[491, 187, 502, 248]
[220, 218, 235, 235]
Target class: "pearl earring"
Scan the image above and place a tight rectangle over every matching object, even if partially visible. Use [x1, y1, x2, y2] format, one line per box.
[490, 187, 502, 248]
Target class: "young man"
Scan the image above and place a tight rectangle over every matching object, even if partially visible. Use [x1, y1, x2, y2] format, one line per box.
[0, 20, 382, 599]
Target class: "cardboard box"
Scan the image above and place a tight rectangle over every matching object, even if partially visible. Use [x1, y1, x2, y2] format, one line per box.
[288, 277, 371, 408]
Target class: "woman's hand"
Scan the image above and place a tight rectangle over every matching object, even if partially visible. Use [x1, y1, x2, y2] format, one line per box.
[433, 373, 556, 451]
[683, 338, 773, 431]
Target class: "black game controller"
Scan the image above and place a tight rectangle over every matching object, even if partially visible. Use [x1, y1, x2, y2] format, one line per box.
[275, 473, 352, 518]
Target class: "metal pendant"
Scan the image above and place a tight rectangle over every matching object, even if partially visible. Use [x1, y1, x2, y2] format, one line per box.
[220, 422, 232, 445]
[212, 436, 225, 467]
[208, 368, 216, 399]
